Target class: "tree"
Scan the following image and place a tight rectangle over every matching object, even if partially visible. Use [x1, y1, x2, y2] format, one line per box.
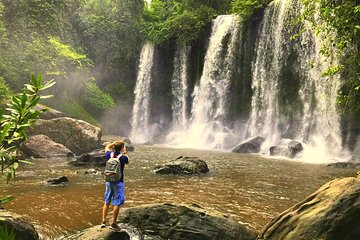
[140, 0, 216, 44]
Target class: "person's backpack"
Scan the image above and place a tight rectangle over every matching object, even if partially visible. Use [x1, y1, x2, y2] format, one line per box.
[104, 153, 122, 182]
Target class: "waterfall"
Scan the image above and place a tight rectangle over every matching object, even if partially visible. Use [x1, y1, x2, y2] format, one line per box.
[248, 0, 293, 148]
[167, 15, 240, 149]
[297, 21, 344, 161]
[171, 44, 190, 130]
[247, 0, 346, 161]
[130, 42, 155, 143]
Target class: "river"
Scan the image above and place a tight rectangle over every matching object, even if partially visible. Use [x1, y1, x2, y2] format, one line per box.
[1, 145, 356, 239]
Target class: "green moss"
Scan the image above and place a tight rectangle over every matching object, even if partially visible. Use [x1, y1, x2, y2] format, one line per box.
[57, 99, 100, 127]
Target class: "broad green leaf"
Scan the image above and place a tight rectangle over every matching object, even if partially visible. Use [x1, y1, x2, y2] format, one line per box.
[41, 80, 56, 91]
[25, 84, 36, 93]
[28, 97, 40, 109]
[0, 196, 14, 205]
[18, 160, 34, 165]
[20, 92, 27, 108]
[0, 122, 11, 142]
[40, 95, 54, 99]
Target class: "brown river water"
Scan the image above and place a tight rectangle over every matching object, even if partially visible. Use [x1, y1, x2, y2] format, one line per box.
[1, 145, 356, 239]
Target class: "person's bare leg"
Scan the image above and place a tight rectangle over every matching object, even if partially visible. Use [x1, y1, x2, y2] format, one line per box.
[102, 203, 109, 223]
[112, 205, 120, 225]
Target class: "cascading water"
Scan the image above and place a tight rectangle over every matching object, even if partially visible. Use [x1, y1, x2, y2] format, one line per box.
[171, 44, 190, 130]
[130, 42, 155, 143]
[248, 0, 293, 149]
[297, 23, 345, 161]
[247, 0, 347, 161]
[167, 15, 240, 149]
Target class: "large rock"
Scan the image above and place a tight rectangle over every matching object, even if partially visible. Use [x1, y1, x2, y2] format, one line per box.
[118, 203, 257, 240]
[154, 156, 209, 175]
[0, 210, 39, 240]
[258, 177, 360, 240]
[232, 137, 265, 153]
[29, 117, 101, 155]
[36, 104, 67, 120]
[69, 149, 107, 167]
[269, 140, 303, 158]
[66, 223, 162, 240]
[20, 135, 73, 158]
[287, 140, 303, 157]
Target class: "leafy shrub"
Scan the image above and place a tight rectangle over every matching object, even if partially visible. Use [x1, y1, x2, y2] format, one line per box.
[0, 74, 54, 183]
[231, 0, 271, 19]
[59, 98, 100, 127]
[140, 0, 216, 44]
[85, 81, 115, 111]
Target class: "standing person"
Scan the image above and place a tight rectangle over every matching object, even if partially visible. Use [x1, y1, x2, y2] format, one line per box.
[101, 140, 129, 229]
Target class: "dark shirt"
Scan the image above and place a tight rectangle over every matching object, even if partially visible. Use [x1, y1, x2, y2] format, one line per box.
[106, 151, 128, 182]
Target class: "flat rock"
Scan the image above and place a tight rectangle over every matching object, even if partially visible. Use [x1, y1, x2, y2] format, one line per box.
[46, 176, 69, 186]
[118, 203, 257, 240]
[154, 156, 209, 175]
[327, 162, 359, 168]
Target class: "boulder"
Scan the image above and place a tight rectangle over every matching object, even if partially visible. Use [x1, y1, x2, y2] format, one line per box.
[118, 203, 257, 240]
[67, 227, 131, 240]
[269, 146, 287, 157]
[28, 117, 101, 155]
[258, 177, 360, 240]
[66, 223, 163, 240]
[46, 176, 69, 186]
[69, 149, 107, 167]
[232, 137, 265, 153]
[0, 210, 39, 240]
[269, 140, 303, 158]
[20, 135, 73, 158]
[154, 156, 209, 175]
[287, 140, 303, 157]
[36, 104, 67, 120]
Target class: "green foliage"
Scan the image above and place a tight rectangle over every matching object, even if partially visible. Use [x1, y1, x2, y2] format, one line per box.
[57, 98, 100, 127]
[0, 224, 15, 240]
[140, 0, 217, 44]
[85, 81, 115, 111]
[0, 77, 11, 100]
[0, 74, 54, 183]
[231, 0, 271, 19]
[299, 0, 360, 113]
[48, 37, 90, 69]
[0, 196, 14, 206]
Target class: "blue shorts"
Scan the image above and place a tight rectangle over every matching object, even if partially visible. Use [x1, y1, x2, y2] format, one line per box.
[104, 181, 125, 206]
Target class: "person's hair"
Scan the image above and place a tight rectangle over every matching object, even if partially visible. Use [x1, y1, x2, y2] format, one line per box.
[113, 141, 124, 152]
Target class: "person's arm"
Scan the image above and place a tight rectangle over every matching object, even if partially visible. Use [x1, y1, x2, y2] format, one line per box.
[123, 146, 130, 163]
[105, 142, 115, 152]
